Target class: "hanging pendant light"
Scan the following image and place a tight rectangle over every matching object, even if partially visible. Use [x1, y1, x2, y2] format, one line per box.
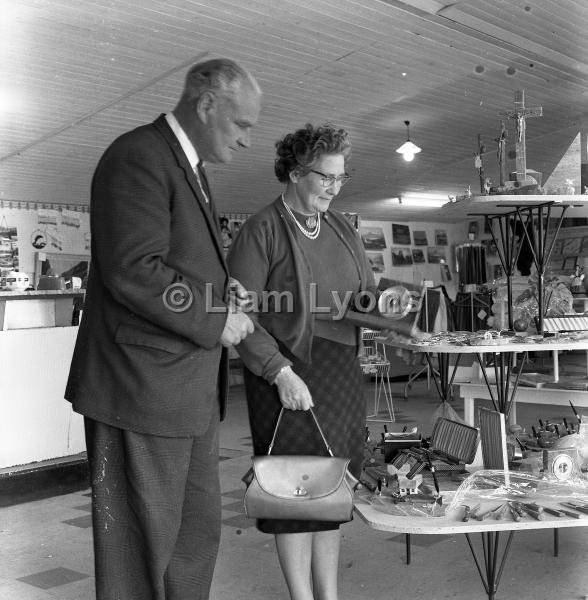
[396, 120, 421, 162]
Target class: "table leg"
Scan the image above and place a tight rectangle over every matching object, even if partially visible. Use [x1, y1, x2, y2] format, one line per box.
[464, 396, 475, 426]
[553, 529, 558, 557]
[464, 531, 515, 600]
[474, 351, 527, 419]
[553, 350, 559, 382]
[405, 533, 411, 565]
[509, 402, 517, 426]
[425, 352, 462, 403]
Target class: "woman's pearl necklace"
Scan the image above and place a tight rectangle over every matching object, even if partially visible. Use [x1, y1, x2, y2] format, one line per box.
[281, 195, 321, 240]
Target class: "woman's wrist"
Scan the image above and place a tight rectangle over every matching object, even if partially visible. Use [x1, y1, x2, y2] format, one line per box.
[270, 365, 292, 386]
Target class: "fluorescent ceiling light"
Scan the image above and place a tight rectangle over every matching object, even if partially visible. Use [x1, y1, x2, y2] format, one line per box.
[399, 194, 447, 208]
[0, 89, 22, 113]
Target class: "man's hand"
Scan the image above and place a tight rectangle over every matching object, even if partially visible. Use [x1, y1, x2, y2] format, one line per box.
[274, 367, 314, 411]
[220, 309, 254, 347]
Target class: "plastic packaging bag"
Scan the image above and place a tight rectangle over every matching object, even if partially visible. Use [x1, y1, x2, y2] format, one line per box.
[514, 273, 573, 320]
[447, 469, 588, 514]
[431, 400, 463, 427]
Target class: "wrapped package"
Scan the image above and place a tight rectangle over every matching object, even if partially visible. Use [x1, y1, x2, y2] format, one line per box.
[447, 469, 588, 515]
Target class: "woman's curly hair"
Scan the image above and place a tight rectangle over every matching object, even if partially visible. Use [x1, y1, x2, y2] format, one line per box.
[274, 123, 351, 183]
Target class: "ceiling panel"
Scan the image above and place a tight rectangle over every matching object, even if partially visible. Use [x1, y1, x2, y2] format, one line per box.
[0, 0, 587, 221]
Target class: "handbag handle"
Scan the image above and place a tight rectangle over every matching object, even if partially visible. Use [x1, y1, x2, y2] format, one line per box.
[267, 408, 334, 457]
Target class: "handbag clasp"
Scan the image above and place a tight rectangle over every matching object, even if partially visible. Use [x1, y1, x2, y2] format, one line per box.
[293, 486, 308, 497]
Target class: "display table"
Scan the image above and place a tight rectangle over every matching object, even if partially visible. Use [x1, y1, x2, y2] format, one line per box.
[458, 381, 588, 426]
[378, 334, 588, 420]
[354, 492, 588, 600]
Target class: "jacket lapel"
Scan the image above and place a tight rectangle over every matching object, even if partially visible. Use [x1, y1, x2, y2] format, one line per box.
[153, 115, 227, 269]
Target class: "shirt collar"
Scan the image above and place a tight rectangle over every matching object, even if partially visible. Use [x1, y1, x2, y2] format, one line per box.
[165, 112, 201, 170]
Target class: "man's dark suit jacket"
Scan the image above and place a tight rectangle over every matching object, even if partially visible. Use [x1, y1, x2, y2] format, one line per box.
[66, 115, 230, 437]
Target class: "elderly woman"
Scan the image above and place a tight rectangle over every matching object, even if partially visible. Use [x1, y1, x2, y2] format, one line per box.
[228, 123, 375, 600]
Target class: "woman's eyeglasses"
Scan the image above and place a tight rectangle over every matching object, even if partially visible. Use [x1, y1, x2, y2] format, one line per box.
[309, 169, 351, 188]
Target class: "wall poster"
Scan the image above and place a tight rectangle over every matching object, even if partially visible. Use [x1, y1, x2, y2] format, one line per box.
[0, 218, 18, 270]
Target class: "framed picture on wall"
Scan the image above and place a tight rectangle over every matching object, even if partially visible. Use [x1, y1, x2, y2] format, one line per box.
[468, 221, 479, 239]
[366, 252, 385, 273]
[359, 227, 386, 250]
[562, 256, 579, 271]
[562, 237, 582, 256]
[550, 238, 563, 255]
[413, 230, 428, 246]
[440, 262, 452, 282]
[392, 223, 411, 245]
[435, 229, 448, 246]
[427, 247, 446, 264]
[412, 248, 425, 263]
[391, 247, 413, 266]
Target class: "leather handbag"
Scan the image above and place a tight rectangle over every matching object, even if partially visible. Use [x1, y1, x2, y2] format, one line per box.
[242, 408, 359, 522]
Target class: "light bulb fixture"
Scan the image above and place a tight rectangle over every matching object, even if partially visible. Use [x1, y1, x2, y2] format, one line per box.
[396, 120, 421, 162]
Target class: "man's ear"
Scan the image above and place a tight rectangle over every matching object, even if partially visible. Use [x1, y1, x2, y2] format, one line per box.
[196, 91, 216, 123]
[289, 169, 301, 184]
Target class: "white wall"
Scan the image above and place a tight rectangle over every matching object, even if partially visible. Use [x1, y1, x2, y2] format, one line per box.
[359, 218, 470, 296]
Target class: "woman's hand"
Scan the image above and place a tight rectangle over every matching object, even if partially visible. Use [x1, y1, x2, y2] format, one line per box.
[274, 366, 314, 411]
[228, 277, 253, 311]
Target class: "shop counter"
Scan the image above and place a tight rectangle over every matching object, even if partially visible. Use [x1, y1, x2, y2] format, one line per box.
[0, 326, 84, 469]
[0, 289, 84, 330]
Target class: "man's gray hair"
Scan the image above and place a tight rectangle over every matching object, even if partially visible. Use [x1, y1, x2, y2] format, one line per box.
[182, 58, 261, 102]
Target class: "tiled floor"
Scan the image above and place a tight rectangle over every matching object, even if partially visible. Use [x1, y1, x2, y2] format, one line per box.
[2, 362, 588, 600]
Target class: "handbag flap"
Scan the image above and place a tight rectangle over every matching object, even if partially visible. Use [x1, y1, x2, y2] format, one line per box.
[252, 455, 351, 499]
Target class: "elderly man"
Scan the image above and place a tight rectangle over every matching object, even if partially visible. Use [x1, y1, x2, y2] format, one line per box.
[66, 58, 261, 600]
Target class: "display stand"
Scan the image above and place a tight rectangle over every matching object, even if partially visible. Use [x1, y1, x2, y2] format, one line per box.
[359, 328, 395, 422]
[454, 291, 492, 332]
[455, 242, 487, 286]
[467, 195, 587, 333]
